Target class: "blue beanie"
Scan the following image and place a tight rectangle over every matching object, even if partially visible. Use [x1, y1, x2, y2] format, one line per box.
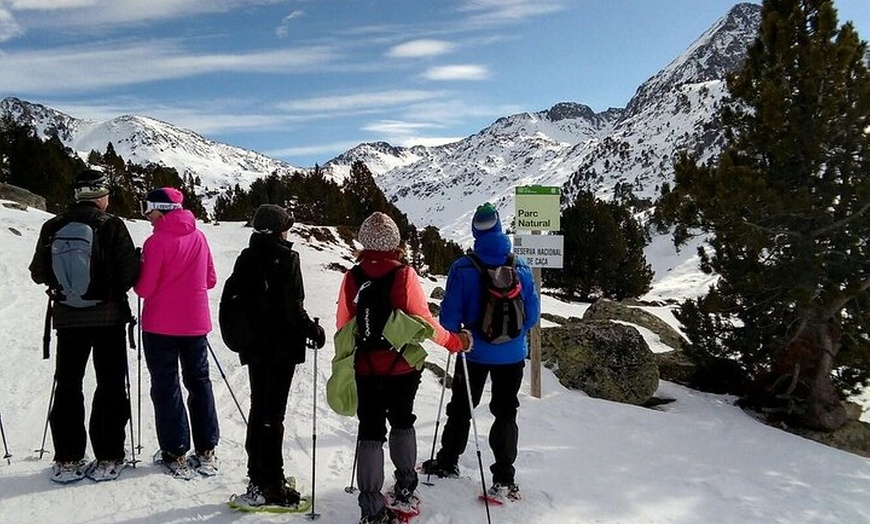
[472, 202, 502, 239]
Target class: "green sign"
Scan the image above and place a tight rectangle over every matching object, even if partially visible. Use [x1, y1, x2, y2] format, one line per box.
[515, 186, 560, 231]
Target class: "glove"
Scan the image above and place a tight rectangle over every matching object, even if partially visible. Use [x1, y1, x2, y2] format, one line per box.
[308, 321, 326, 349]
[455, 329, 473, 353]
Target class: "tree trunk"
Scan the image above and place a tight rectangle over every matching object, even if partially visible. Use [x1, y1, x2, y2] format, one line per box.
[801, 325, 847, 431]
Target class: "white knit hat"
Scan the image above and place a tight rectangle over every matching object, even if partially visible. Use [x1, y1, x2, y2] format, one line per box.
[357, 212, 401, 251]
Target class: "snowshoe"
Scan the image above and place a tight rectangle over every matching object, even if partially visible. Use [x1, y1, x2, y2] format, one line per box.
[50, 458, 91, 484]
[359, 506, 400, 524]
[419, 458, 459, 479]
[227, 479, 312, 514]
[482, 482, 521, 504]
[153, 450, 195, 480]
[86, 459, 127, 482]
[385, 489, 421, 522]
[189, 449, 218, 476]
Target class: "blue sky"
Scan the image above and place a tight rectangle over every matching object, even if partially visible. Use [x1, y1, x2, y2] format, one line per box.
[1, 1, 868, 168]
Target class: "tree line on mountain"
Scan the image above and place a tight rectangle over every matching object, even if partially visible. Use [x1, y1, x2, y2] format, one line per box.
[0, 123, 464, 274]
[0, 116, 651, 290]
[212, 160, 466, 274]
[0, 115, 205, 219]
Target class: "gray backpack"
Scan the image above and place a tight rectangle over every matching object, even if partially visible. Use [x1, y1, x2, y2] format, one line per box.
[50, 221, 104, 308]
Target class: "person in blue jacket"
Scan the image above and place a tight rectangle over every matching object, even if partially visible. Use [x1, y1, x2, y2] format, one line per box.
[421, 202, 540, 502]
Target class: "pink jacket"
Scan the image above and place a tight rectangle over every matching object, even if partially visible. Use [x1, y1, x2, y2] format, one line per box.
[135, 209, 217, 336]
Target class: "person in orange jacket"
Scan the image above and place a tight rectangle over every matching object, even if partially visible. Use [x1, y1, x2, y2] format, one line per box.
[335, 212, 470, 524]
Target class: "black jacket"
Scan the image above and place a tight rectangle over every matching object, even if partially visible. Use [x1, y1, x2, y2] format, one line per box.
[234, 233, 313, 364]
[29, 201, 140, 328]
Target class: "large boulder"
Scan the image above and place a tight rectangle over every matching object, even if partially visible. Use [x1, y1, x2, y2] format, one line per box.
[0, 183, 45, 210]
[541, 320, 659, 405]
[583, 299, 686, 351]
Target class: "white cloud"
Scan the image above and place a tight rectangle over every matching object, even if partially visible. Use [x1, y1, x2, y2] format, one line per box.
[276, 90, 444, 113]
[265, 140, 363, 159]
[0, 7, 23, 42]
[403, 99, 523, 123]
[362, 119, 441, 135]
[459, 0, 567, 26]
[421, 64, 489, 81]
[5, 0, 98, 9]
[0, 40, 340, 93]
[276, 9, 304, 38]
[2, 0, 288, 27]
[386, 39, 456, 58]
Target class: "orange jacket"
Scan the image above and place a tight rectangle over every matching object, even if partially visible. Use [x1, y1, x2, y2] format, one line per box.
[336, 250, 461, 375]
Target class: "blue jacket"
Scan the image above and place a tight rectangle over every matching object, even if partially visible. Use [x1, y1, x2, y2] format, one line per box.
[439, 232, 540, 365]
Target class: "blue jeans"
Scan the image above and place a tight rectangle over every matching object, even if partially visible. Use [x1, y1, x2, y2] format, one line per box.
[143, 333, 219, 457]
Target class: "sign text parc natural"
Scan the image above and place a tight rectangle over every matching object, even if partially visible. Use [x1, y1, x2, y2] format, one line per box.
[515, 186, 560, 232]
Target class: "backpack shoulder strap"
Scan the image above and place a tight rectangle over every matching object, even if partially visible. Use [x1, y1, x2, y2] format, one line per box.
[466, 252, 485, 273]
[350, 264, 366, 283]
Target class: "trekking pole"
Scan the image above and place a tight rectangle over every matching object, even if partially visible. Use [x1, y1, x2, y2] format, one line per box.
[344, 438, 359, 494]
[306, 318, 321, 520]
[136, 297, 143, 454]
[42, 295, 53, 360]
[124, 360, 138, 467]
[461, 352, 492, 524]
[205, 338, 248, 426]
[36, 377, 57, 459]
[124, 323, 138, 467]
[0, 412, 12, 465]
[423, 351, 453, 486]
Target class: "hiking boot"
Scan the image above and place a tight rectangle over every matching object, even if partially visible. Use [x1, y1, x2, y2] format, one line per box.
[261, 482, 302, 507]
[420, 458, 459, 478]
[86, 459, 127, 481]
[235, 483, 267, 506]
[386, 485, 420, 513]
[191, 448, 218, 476]
[50, 458, 90, 484]
[161, 452, 195, 480]
[359, 506, 397, 524]
[488, 482, 522, 502]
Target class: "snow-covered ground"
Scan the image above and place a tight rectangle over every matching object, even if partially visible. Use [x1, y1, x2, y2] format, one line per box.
[0, 201, 867, 524]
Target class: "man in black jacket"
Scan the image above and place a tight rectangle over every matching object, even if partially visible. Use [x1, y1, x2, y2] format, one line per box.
[29, 169, 140, 483]
[225, 204, 325, 509]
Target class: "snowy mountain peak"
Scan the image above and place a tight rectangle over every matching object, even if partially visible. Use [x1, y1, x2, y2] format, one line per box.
[1, 97, 302, 207]
[1, 97, 87, 143]
[625, 3, 761, 116]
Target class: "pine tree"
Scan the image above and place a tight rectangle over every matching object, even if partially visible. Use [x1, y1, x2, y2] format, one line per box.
[657, 0, 870, 430]
[544, 190, 652, 301]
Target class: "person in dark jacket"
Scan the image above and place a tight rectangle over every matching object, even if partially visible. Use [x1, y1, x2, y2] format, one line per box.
[335, 212, 470, 524]
[421, 202, 540, 502]
[29, 169, 140, 483]
[229, 204, 325, 508]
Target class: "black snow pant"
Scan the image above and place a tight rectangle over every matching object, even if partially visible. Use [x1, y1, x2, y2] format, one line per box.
[355, 370, 421, 518]
[436, 359, 524, 485]
[245, 351, 297, 489]
[51, 325, 130, 462]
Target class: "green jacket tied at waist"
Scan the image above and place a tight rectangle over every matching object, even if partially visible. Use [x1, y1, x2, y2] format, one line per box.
[327, 310, 434, 416]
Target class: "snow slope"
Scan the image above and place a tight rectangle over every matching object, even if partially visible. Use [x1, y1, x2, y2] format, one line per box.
[0, 201, 867, 524]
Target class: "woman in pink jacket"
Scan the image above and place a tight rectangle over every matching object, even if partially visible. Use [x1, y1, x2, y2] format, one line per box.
[135, 187, 219, 479]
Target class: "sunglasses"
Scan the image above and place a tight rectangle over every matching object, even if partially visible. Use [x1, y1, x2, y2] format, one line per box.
[140, 200, 182, 216]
